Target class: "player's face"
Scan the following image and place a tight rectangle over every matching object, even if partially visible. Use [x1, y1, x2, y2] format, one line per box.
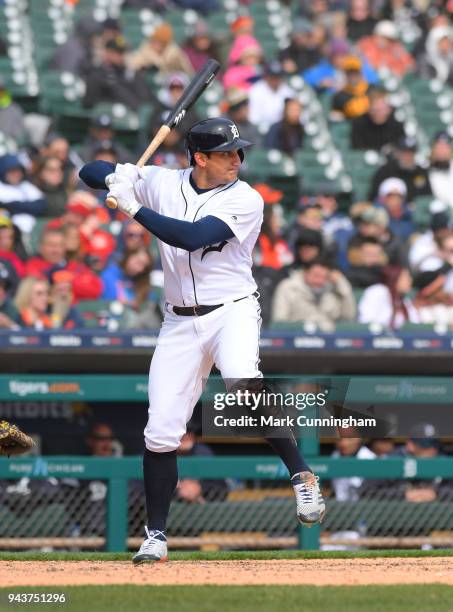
[200, 150, 242, 184]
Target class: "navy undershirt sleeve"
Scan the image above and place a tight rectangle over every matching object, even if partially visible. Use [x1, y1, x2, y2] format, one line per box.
[134, 207, 234, 252]
[79, 161, 115, 189]
[78, 160, 234, 251]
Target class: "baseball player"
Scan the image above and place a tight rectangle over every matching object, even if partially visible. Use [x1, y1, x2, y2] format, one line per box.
[80, 117, 325, 564]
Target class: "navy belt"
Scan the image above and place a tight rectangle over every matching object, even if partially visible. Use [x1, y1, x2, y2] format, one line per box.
[172, 293, 257, 317]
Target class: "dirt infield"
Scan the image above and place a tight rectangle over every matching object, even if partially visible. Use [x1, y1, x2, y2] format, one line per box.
[1, 558, 452, 587]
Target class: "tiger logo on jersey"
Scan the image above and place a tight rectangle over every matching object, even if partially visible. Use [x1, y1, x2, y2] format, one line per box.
[201, 241, 229, 260]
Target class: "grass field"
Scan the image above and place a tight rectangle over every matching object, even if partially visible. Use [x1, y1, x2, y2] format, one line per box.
[1, 551, 452, 612]
[0, 549, 452, 561]
[1, 585, 452, 612]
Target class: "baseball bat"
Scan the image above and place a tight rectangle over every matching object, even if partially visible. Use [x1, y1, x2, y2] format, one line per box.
[105, 58, 221, 209]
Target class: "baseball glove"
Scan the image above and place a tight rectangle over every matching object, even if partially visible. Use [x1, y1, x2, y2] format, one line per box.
[0, 420, 35, 456]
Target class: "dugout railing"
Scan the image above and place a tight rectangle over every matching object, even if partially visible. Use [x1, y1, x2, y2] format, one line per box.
[1, 455, 453, 552]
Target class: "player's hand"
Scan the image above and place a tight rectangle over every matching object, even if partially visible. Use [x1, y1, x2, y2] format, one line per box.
[105, 172, 134, 190]
[115, 163, 142, 183]
[106, 182, 141, 218]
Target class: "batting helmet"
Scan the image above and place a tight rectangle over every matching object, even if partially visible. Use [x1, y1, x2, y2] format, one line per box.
[186, 117, 253, 164]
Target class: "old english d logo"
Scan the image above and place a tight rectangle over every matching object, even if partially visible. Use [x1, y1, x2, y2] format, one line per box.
[201, 240, 228, 260]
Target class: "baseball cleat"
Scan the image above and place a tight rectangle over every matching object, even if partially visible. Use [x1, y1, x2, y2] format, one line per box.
[132, 527, 168, 565]
[291, 471, 326, 527]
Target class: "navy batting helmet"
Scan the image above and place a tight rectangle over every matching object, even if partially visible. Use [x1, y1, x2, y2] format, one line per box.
[186, 117, 253, 164]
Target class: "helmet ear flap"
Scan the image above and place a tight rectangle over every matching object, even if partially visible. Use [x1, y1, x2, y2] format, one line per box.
[239, 148, 244, 162]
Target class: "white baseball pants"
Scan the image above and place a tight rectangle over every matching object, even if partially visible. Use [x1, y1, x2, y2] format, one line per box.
[144, 294, 262, 452]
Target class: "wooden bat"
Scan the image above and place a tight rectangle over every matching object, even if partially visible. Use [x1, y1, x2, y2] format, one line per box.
[105, 59, 221, 209]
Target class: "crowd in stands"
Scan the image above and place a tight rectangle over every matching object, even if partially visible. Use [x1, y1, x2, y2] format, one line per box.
[2, 0, 453, 333]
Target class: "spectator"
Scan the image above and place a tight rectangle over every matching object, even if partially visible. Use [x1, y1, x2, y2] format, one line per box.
[115, 220, 151, 261]
[153, 73, 199, 135]
[0, 212, 26, 277]
[264, 98, 305, 154]
[369, 438, 395, 457]
[286, 200, 324, 248]
[408, 211, 451, 273]
[79, 115, 133, 164]
[0, 155, 46, 234]
[331, 429, 375, 502]
[50, 15, 102, 77]
[0, 77, 26, 143]
[358, 265, 417, 328]
[311, 185, 354, 269]
[176, 426, 227, 503]
[402, 424, 451, 503]
[84, 36, 151, 111]
[47, 269, 85, 329]
[224, 88, 261, 146]
[303, 38, 378, 94]
[351, 88, 405, 151]
[347, 236, 388, 288]
[228, 15, 260, 61]
[222, 35, 263, 92]
[14, 277, 52, 330]
[419, 25, 453, 84]
[147, 114, 187, 169]
[369, 136, 432, 203]
[25, 228, 65, 278]
[357, 20, 415, 78]
[91, 140, 120, 166]
[126, 23, 193, 76]
[183, 20, 220, 73]
[0, 262, 20, 330]
[253, 185, 293, 269]
[271, 256, 356, 331]
[248, 61, 294, 128]
[412, 268, 453, 327]
[349, 202, 404, 266]
[40, 134, 78, 190]
[293, 228, 325, 268]
[429, 131, 453, 210]
[346, 0, 377, 42]
[86, 423, 120, 457]
[330, 56, 371, 120]
[376, 177, 415, 242]
[32, 156, 69, 218]
[102, 248, 161, 328]
[278, 18, 324, 74]
[436, 231, 453, 293]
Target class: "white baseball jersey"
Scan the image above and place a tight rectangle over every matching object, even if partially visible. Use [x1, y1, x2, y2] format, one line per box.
[134, 166, 264, 306]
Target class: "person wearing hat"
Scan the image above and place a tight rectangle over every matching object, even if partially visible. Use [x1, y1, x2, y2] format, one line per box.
[376, 177, 415, 242]
[279, 18, 324, 74]
[346, 235, 389, 288]
[224, 88, 261, 146]
[419, 24, 453, 84]
[79, 115, 133, 164]
[126, 22, 193, 76]
[84, 35, 151, 111]
[348, 201, 404, 269]
[304, 37, 378, 94]
[0, 77, 26, 143]
[369, 136, 432, 202]
[0, 155, 46, 235]
[357, 20, 415, 77]
[248, 61, 294, 128]
[182, 20, 220, 73]
[351, 87, 405, 151]
[222, 35, 263, 92]
[331, 55, 371, 120]
[429, 131, 453, 208]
